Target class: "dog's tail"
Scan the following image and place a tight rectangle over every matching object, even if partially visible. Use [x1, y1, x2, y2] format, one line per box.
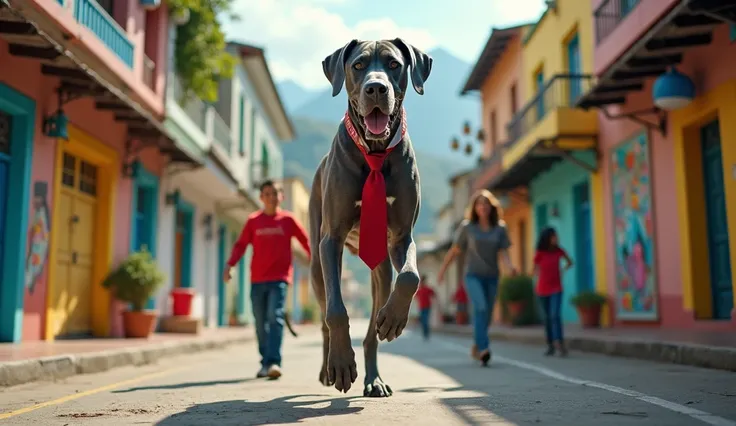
[284, 311, 298, 338]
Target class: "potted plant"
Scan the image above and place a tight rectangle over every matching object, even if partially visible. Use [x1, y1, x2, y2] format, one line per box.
[301, 303, 317, 324]
[571, 290, 607, 328]
[102, 249, 165, 339]
[499, 274, 535, 324]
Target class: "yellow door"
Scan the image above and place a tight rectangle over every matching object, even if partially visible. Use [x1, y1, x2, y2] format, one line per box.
[51, 153, 98, 337]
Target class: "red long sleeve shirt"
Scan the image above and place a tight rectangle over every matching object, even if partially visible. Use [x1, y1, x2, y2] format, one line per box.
[226, 210, 311, 285]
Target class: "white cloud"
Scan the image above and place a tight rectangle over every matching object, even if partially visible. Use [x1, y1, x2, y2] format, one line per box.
[222, 0, 436, 90]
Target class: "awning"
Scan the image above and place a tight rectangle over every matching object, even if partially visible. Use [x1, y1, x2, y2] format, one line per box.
[489, 138, 598, 192]
[578, 0, 736, 109]
[0, 2, 200, 167]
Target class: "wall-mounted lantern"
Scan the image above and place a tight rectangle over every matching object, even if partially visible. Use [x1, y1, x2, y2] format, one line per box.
[653, 67, 695, 111]
[43, 110, 69, 141]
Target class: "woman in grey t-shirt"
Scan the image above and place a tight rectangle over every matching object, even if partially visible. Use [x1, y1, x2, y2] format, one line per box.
[438, 189, 517, 366]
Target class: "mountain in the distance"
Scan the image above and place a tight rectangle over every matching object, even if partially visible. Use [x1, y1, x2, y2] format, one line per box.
[277, 80, 319, 113]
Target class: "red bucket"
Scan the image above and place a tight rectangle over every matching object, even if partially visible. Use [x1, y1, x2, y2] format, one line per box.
[170, 288, 195, 316]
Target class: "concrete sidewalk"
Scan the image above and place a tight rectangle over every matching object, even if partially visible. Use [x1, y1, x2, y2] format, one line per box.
[0, 326, 267, 388]
[436, 323, 736, 372]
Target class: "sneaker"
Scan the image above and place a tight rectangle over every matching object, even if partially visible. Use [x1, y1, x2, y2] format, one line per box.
[267, 364, 282, 379]
[479, 349, 491, 366]
[256, 366, 268, 378]
[544, 345, 555, 356]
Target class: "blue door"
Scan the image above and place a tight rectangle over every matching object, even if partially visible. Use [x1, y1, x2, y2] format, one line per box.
[535, 71, 545, 121]
[700, 120, 733, 320]
[217, 225, 227, 327]
[567, 34, 582, 104]
[535, 203, 548, 235]
[0, 151, 8, 284]
[573, 181, 594, 292]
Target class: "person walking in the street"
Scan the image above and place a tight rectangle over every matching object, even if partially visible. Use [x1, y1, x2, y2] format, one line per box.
[223, 180, 310, 379]
[414, 276, 436, 340]
[533, 226, 573, 357]
[437, 189, 517, 367]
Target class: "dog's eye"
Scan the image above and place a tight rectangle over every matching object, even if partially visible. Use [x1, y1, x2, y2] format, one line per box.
[389, 61, 400, 69]
[353, 62, 365, 70]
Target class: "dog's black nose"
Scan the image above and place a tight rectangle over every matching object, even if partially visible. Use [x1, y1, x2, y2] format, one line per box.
[364, 80, 388, 97]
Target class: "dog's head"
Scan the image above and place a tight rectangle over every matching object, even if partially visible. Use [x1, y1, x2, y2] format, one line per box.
[322, 39, 433, 143]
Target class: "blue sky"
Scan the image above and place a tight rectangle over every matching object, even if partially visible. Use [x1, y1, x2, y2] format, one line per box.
[223, 0, 546, 90]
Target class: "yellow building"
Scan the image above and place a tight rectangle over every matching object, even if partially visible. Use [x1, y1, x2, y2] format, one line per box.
[478, 1, 607, 325]
[281, 176, 312, 321]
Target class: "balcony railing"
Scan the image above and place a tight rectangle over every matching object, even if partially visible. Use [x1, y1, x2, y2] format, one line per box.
[506, 74, 594, 145]
[213, 112, 233, 154]
[595, 0, 642, 44]
[170, 75, 207, 130]
[74, 0, 134, 68]
[143, 54, 155, 91]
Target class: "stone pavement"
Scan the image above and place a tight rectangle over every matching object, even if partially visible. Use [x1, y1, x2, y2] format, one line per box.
[436, 322, 736, 372]
[1, 319, 735, 425]
[0, 326, 261, 387]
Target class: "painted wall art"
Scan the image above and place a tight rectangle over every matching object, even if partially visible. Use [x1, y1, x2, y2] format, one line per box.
[610, 132, 658, 321]
[25, 181, 50, 294]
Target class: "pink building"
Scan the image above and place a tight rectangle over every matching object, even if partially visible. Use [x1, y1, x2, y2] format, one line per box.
[0, 0, 196, 342]
[578, 0, 736, 329]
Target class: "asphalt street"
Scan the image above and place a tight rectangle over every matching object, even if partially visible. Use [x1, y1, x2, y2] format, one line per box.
[1, 319, 735, 425]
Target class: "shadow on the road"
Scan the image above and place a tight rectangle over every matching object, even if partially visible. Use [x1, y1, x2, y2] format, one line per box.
[155, 394, 364, 425]
[112, 378, 259, 393]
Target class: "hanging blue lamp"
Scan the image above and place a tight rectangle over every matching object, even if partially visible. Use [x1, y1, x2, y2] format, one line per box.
[43, 109, 69, 141]
[652, 67, 695, 111]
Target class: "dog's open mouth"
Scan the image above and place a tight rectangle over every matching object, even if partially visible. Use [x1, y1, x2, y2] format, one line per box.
[363, 108, 391, 136]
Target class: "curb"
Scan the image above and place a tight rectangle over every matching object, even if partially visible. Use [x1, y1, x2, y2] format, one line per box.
[437, 327, 736, 372]
[0, 334, 253, 388]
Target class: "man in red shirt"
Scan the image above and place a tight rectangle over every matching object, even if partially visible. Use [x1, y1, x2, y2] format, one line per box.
[223, 180, 310, 379]
[414, 275, 436, 341]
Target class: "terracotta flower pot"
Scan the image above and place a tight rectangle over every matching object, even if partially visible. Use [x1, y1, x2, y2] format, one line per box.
[455, 311, 469, 325]
[507, 300, 526, 320]
[577, 305, 602, 328]
[122, 310, 157, 338]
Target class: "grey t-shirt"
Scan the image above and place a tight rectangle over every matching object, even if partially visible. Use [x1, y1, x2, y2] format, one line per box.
[453, 220, 511, 278]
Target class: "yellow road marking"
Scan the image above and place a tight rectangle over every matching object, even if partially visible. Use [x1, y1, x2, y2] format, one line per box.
[0, 366, 185, 420]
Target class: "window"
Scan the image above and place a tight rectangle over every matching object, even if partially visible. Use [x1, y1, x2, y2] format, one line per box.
[510, 84, 518, 115]
[238, 94, 246, 154]
[731, 24, 736, 43]
[261, 143, 270, 180]
[535, 69, 545, 120]
[490, 110, 497, 149]
[79, 160, 98, 196]
[567, 33, 582, 104]
[62, 153, 75, 188]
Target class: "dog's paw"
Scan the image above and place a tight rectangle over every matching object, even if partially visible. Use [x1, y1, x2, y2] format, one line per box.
[364, 376, 393, 398]
[327, 346, 358, 393]
[376, 298, 411, 342]
[318, 363, 333, 387]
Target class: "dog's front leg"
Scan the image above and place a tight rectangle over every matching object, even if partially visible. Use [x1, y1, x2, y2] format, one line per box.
[319, 234, 357, 393]
[376, 233, 420, 342]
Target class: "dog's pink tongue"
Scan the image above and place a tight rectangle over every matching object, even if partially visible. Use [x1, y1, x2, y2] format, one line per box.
[364, 110, 390, 134]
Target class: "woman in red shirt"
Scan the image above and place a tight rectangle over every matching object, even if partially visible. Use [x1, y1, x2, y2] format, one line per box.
[532, 227, 573, 357]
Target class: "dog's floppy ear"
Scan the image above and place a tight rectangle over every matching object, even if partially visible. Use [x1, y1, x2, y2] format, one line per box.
[392, 38, 433, 95]
[322, 39, 359, 97]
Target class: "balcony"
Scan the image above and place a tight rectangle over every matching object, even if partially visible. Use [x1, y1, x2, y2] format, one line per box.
[595, 0, 641, 44]
[74, 0, 134, 68]
[503, 74, 598, 170]
[212, 112, 233, 154]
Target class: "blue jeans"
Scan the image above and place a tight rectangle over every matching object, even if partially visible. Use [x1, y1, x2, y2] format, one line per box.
[419, 308, 431, 339]
[251, 281, 288, 367]
[539, 292, 563, 344]
[464, 274, 499, 352]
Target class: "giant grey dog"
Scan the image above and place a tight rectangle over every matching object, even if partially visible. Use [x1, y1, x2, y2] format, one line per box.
[308, 39, 432, 397]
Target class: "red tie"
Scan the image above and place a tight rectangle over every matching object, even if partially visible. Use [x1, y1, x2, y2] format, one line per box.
[343, 110, 406, 270]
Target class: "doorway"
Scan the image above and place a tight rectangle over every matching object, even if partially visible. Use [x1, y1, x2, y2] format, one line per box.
[700, 119, 733, 320]
[573, 181, 594, 292]
[173, 201, 194, 288]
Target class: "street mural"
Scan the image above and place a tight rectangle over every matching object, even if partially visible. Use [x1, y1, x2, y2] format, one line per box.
[611, 132, 658, 321]
[25, 181, 51, 294]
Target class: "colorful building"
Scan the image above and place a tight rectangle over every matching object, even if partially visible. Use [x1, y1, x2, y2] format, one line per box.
[0, 0, 295, 343]
[463, 1, 608, 324]
[0, 0, 196, 342]
[461, 23, 534, 277]
[577, 0, 736, 328]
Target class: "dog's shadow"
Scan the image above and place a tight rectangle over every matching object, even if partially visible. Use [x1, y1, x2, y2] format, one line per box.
[155, 394, 364, 425]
